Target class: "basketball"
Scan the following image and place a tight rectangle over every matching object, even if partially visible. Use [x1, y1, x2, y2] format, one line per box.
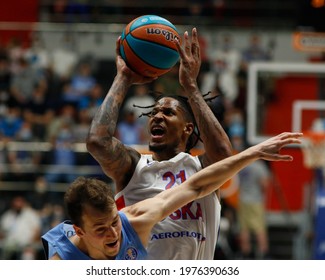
[119, 15, 181, 78]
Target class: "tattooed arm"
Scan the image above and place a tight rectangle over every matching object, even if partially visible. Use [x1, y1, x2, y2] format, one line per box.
[86, 38, 155, 192]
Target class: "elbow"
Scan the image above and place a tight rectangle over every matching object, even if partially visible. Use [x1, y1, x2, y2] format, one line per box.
[86, 133, 98, 155]
[86, 132, 109, 156]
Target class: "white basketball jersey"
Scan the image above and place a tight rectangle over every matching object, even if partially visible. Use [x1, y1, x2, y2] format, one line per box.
[115, 152, 221, 260]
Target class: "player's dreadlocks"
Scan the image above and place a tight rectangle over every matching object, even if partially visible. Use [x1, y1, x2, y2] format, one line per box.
[133, 91, 219, 153]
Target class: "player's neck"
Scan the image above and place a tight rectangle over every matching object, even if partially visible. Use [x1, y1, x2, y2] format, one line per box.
[152, 150, 184, 161]
[150, 142, 186, 161]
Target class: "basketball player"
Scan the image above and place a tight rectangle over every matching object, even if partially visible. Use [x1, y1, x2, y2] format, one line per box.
[42, 132, 302, 260]
[86, 27, 233, 260]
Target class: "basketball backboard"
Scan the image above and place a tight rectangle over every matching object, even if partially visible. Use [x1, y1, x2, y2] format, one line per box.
[247, 62, 325, 145]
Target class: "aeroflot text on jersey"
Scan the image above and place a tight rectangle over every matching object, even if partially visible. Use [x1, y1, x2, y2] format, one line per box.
[151, 231, 206, 241]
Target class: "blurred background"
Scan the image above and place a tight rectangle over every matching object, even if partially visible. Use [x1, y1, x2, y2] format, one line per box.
[0, 0, 325, 260]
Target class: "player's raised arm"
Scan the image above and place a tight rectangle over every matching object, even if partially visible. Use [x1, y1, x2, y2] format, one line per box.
[175, 28, 232, 168]
[86, 38, 155, 191]
[181, 132, 303, 199]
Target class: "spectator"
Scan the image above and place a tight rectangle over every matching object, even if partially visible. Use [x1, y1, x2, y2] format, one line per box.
[6, 37, 25, 75]
[27, 177, 52, 211]
[0, 108, 29, 183]
[66, 0, 91, 23]
[116, 108, 147, 145]
[24, 33, 51, 75]
[0, 106, 23, 140]
[0, 54, 12, 112]
[209, 33, 241, 109]
[122, 84, 155, 140]
[43, 104, 78, 201]
[39, 203, 65, 236]
[5, 120, 42, 182]
[237, 33, 273, 109]
[73, 109, 91, 143]
[0, 196, 41, 259]
[9, 57, 44, 108]
[46, 104, 76, 142]
[224, 108, 246, 146]
[241, 34, 272, 69]
[123, 84, 155, 120]
[78, 82, 104, 119]
[230, 132, 271, 260]
[23, 83, 55, 141]
[50, 34, 78, 82]
[49, 0, 69, 22]
[62, 62, 96, 107]
[42, 66, 65, 111]
[44, 116, 77, 187]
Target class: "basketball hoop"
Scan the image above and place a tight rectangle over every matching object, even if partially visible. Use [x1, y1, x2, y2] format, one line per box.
[301, 131, 325, 169]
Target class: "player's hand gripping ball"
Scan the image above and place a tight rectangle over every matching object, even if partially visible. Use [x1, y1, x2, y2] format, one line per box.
[120, 15, 181, 78]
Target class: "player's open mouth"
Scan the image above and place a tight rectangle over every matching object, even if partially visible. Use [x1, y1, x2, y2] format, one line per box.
[151, 126, 165, 139]
[106, 240, 118, 248]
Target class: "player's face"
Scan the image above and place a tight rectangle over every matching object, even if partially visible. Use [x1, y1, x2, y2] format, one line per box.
[79, 205, 122, 259]
[148, 97, 189, 152]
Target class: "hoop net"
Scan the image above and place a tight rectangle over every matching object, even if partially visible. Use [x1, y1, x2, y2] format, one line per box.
[301, 131, 325, 169]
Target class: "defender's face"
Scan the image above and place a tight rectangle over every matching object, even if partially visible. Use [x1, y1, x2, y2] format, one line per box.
[78, 205, 122, 259]
[148, 97, 188, 151]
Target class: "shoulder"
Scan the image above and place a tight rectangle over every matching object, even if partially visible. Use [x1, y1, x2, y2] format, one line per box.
[121, 203, 155, 226]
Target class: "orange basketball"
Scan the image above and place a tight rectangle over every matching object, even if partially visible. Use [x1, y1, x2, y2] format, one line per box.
[120, 15, 181, 78]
